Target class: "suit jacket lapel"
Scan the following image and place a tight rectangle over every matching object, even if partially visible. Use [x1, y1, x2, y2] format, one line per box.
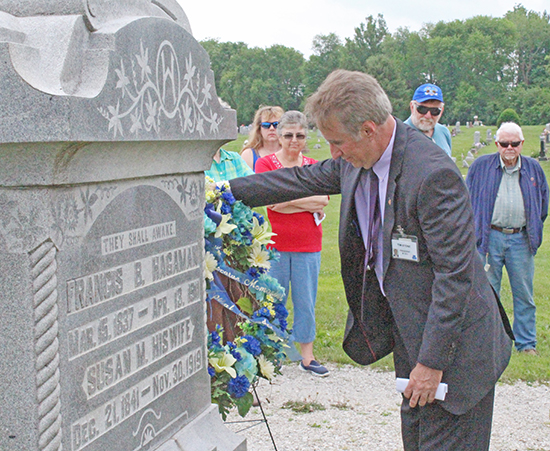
[341, 164, 364, 232]
[383, 119, 406, 279]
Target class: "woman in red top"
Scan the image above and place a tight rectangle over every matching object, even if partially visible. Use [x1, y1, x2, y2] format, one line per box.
[255, 111, 330, 376]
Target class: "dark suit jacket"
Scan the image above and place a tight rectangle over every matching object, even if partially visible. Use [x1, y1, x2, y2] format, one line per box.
[229, 119, 512, 415]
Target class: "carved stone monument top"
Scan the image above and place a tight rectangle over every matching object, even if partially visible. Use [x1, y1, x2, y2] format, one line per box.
[0, 1, 236, 186]
[0, 2, 244, 451]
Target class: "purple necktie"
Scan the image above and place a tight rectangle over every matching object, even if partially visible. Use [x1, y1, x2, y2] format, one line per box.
[367, 170, 380, 271]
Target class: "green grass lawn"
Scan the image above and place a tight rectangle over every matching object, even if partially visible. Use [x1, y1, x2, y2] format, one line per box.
[222, 123, 550, 383]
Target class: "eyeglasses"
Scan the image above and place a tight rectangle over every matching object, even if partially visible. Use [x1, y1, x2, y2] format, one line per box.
[261, 121, 279, 129]
[497, 141, 522, 148]
[415, 104, 442, 116]
[281, 133, 307, 141]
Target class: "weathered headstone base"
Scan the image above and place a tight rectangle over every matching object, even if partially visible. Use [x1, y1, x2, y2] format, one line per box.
[157, 405, 246, 451]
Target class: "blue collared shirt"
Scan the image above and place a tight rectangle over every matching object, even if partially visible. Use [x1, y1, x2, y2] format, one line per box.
[404, 117, 452, 157]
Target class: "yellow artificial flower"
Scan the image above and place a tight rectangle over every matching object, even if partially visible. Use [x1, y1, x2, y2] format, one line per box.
[251, 216, 276, 246]
[206, 191, 216, 204]
[247, 243, 271, 269]
[261, 301, 275, 317]
[214, 214, 237, 238]
[257, 354, 275, 380]
[234, 336, 247, 347]
[204, 251, 217, 281]
[209, 353, 237, 378]
[205, 176, 217, 203]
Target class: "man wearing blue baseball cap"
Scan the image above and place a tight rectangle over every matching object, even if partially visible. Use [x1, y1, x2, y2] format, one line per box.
[405, 83, 452, 157]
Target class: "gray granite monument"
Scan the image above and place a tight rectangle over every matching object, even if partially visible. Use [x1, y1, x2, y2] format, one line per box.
[0, 1, 245, 450]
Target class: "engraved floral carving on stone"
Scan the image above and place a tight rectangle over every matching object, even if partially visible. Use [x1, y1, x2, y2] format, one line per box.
[99, 40, 222, 137]
[161, 176, 201, 208]
[0, 193, 48, 252]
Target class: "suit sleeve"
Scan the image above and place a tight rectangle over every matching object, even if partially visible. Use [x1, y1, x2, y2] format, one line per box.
[230, 158, 342, 207]
[416, 167, 478, 371]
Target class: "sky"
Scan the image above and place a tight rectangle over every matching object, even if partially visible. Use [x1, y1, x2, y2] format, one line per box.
[178, 0, 548, 57]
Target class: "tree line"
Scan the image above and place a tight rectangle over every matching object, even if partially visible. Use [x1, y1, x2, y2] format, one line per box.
[201, 5, 550, 127]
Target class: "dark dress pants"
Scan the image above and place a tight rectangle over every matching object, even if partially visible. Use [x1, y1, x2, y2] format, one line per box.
[392, 325, 495, 451]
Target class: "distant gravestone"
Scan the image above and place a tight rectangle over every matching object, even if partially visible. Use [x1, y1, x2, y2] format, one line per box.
[0, 2, 245, 451]
[316, 129, 322, 137]
[455, 121, 461, 133]
[474, 131, 481, 145]
[487, 129, 492, 142]
[313, 144, 321, 149]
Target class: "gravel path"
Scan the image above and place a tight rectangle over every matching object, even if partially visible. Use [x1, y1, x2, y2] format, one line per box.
[225, 364, 550, 450]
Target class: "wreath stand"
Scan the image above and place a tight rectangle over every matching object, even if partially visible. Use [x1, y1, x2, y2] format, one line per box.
[207, 273, 279, 450]
[224, 384, 279, 451]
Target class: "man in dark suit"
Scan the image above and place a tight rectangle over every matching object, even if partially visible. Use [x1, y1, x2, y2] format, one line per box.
[227, 70, 512, 450]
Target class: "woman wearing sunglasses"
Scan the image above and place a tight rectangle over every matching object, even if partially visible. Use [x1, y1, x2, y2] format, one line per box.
[255, 111, 330, 377]
[241, 105, 284, 171]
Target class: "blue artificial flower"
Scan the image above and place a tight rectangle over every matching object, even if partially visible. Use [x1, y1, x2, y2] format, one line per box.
[227, 342, 242, 362]
[279, 319, 288, 330]
[247, 267, 259, 278]
[252, 211, 265, 225]
[204, 206, 223, 226]
[222, 191, 236, 205]
[227, 375, 250, 398]
[231, 349, 242, 361]
[221, 203, 232, 215]
[204, 214, 217, 236]
[230, 227, 243, 242]
[211, 330, 221, 346]
[274, 302, 289, 320]
[232, 202, 253, 224]
[258, 274, 285, 299]
[242, 335, 262, 356]
[235, 347, 258, 381]
[268, 248, 280, 262]
[208, 366, 216, 378]
[252, 307, 271, 320]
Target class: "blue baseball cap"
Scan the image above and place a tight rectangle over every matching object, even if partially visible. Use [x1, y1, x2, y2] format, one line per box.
[412, 83, 444, 103]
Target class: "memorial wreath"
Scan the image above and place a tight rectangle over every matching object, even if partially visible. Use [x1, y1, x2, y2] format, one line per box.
[203, 177, 290, 420]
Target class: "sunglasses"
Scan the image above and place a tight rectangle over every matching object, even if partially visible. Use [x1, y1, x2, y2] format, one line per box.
[281, 133, 307, 141]
[260, 121, 279, 129]
[415, 105, 442, 116]
[497, 141, 522, 148]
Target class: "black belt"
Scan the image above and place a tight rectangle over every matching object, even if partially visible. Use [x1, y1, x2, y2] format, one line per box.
[490, 225, 525, 234]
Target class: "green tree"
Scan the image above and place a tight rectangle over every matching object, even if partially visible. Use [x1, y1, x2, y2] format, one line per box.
[506, 86, 550, 125]
[363, 54, 409, 119]
[342, 14, 389, 70]
[220, 45, 305, 124]
[383, 28, 430, 91]
[497, 108, 521, 128]
[302, 33, 343, 98]
[200, 39, 248, 96]
[505, 6, 550, 87]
